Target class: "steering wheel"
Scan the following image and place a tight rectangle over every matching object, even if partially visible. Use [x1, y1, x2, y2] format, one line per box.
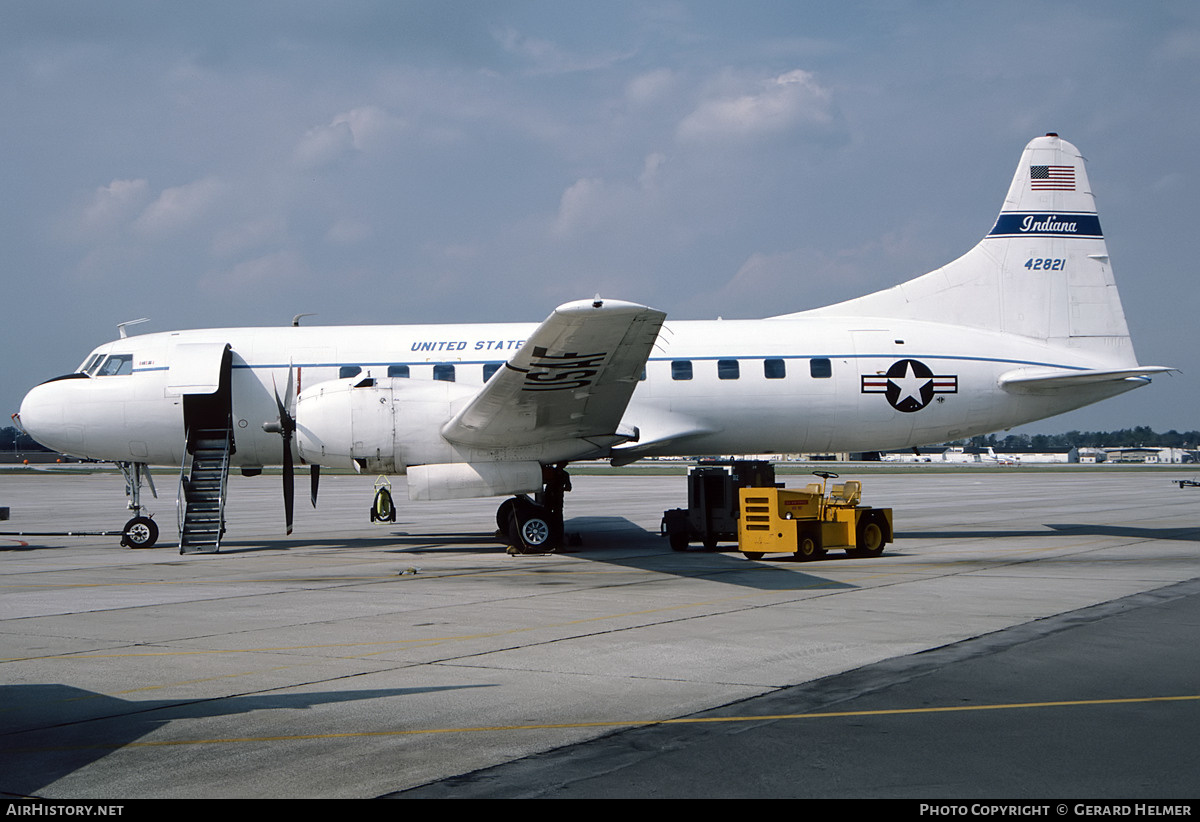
[812, 471, 839, 480]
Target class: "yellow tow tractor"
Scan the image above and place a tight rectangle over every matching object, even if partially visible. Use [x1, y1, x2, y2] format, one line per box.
[737, 471, 893, 561]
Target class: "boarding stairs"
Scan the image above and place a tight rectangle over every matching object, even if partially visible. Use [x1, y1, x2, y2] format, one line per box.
[178, 427, 232, 553]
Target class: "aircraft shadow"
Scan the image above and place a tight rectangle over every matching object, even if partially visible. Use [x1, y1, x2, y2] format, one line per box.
[547, 516, 855, 592]
[213, 532, 503, 554]
[213, 516, 855, 591]
[0, 682, 494, 797]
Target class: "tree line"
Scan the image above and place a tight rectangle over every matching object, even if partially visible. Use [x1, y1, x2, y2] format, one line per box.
[0, 426, 51, 452]
[956, 427, 1199, 450]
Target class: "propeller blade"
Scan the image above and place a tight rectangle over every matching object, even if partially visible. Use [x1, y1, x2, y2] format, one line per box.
[283, 364, 294, 417]
[310, 464, 320, 508]
[283, 435, 294, 535]
[271, 363, 298, 535]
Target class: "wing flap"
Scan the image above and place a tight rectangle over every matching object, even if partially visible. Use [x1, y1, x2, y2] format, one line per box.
[441, 298, 665, 449]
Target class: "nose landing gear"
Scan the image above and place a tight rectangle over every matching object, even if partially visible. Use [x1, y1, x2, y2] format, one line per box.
[117, 461, 159, 548]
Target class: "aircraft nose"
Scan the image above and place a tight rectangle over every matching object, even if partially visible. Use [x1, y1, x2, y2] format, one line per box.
[17, 376, 78, 453]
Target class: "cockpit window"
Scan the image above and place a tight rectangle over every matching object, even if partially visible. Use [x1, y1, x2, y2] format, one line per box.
[96, 354, 133, 376]
[80, 354, 105, 375]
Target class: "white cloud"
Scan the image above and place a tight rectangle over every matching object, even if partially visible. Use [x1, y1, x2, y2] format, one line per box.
[212, 215, 288, 258]
[626, 69, 677, 107]
[554, 177, 607, 235]
[677, 69, 835, 143]
[80, 178, 150, 236]
[552, 152, 670, 237]
[202, 249, 308, 296]
[293, 106, 405, 168]
[133, 177, 225, 238]
[639, 152, 666, 189]
[294, 119, 356, 169]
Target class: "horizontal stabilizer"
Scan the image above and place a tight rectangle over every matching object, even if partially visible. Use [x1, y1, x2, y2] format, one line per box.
[999, 366, 1175, 393]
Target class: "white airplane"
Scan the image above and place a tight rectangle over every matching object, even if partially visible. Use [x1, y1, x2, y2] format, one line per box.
[16, 134, 1172, 552]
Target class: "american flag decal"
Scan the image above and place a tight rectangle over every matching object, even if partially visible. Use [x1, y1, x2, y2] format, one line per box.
[1030, 165, 1075, 191]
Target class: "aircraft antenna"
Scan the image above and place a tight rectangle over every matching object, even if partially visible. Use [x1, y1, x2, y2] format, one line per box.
[117, 318, 150, 339]
[292, 313, 317, 327]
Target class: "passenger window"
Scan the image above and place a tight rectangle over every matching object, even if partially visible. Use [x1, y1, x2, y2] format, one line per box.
[671, 360, 693, 381]
[483, 362, 503, 381]
[339, 365, 362, 379]
[810, 358, 832, 379]
[433, 364, 456, 382]
[97, 354, 133, 376]
[387, 365, 410, 378]
[764, 359, 786, 379]
[717, 359, 740, 380]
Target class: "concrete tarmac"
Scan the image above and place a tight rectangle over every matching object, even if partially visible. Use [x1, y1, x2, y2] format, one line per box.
[1, 468, 1198, 799]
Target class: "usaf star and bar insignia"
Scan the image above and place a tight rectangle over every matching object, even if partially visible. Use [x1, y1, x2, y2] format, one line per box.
[861, 359, 957, 413]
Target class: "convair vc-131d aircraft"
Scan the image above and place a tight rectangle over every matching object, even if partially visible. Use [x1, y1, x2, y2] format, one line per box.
[16, 134, 1172, 553]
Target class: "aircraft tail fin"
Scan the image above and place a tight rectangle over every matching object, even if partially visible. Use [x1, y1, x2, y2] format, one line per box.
[784, 134, 1138, 367]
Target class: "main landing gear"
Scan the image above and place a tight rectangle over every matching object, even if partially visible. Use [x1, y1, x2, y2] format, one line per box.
[498, 464, 571, 554]
[117, 461, 160, 548]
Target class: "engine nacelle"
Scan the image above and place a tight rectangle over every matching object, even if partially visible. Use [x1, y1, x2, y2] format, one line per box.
[295, 376, 473, 473]
[407, 461, 544, 500]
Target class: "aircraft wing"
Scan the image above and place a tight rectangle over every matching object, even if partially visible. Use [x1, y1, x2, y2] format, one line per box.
[440, 298, 665, 450]
[999, 366, 1175, 392]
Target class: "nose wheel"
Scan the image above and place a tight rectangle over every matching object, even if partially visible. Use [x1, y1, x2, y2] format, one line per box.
[121, 515, 159, 548]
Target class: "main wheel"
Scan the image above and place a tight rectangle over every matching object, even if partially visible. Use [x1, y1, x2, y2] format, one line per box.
[519, 515, 551, 548]
[507, 503, 558, 554]
[121, 516, 159, 549]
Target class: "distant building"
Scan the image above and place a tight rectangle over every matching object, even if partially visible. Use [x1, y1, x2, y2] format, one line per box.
[1104, 447, 1196, 464]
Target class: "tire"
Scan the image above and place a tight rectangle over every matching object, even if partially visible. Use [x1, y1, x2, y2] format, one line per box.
[496, 498, 516, 532]
[795, 536, 823, 561]
[661, 509, 690, 551]
[507, 503, 558, 554]
[668, 530, 690, 552]
[741, 551, 765, 560]
[121, 516, 159, 549]
[851, 516, 885, 558]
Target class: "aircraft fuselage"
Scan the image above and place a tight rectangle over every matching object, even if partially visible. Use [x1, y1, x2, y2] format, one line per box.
[19, 313, 1141, 470]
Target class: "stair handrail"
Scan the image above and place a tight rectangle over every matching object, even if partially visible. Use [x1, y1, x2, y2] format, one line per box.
[176, 427, 192, 549]
[213, 427, 232, 552]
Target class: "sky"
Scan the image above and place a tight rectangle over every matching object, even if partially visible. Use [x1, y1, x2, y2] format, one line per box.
[2, 1, 1196, 438]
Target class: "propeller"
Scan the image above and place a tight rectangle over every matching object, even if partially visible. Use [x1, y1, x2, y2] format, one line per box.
[264, 365, 321, 534]
[263, 367, 296, 535]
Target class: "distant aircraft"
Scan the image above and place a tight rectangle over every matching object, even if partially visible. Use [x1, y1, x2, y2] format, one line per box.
[879, 446, 1009, 464]
[16, 134, 1171, 552]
